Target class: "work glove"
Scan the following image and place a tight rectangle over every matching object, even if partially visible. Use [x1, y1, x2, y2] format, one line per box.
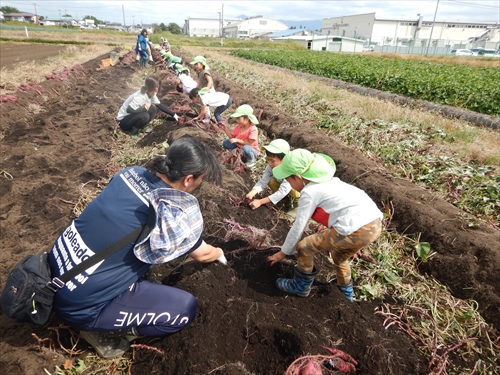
[216, 248, 227, 265]
[173, 114, 180, 121]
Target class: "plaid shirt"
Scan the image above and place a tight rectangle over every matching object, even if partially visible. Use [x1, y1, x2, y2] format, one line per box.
[134, 188, 203, 264]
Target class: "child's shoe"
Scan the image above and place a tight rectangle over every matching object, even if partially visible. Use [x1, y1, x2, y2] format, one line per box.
[245, 160, 256, 169]
[202, 114, 211, 124]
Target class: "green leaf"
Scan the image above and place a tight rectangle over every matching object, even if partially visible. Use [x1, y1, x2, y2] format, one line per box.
[415, 242, 431, 260]
[383, 271, 402, 283]
[74, 359, 87, 374]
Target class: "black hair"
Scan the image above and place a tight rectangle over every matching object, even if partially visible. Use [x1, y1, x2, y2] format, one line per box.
[151, 136, 222, 185]
[179, 70, 189, 76]
[188, 87, 200, 100]
[141, 76, 161, 94]
[265, 150, 286, 160]
[141, 29, 148, 35]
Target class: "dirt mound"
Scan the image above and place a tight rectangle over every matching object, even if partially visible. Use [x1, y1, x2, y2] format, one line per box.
[0, 48, 497, 374]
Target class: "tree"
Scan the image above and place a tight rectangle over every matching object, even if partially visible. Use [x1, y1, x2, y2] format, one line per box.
[39, 16, 45, 20]
[82, 15, 103, 24]
[0, 6, 19, 14]
[159, 22, 168, 31]
[167, 22, 182, 34]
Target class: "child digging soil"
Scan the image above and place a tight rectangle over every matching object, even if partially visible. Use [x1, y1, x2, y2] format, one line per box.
[267, 149, 383, 301]
[117, 76, 179, 138]
[245, 139, 300, 210]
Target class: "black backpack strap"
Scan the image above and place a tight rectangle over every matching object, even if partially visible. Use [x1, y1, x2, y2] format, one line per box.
[47, 204, 156, 292]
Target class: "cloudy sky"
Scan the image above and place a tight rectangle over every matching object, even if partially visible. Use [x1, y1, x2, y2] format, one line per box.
[3, 0, 499, 25]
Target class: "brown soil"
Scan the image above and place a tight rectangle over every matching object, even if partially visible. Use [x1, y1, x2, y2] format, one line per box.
[0, 42, 67, 70]
[0, 47, 498, 375]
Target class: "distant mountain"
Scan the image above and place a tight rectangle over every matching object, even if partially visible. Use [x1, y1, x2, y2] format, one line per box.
[235, 14, 248, 20]
[279, 19, 322, 32]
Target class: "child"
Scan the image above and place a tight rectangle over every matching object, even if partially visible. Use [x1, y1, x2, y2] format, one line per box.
[160, 50, 182, 72]
[117, 76, 180, 136]
[189, 88, 232, 126]
[176, 65, 198, 94]
[190, 55, 215, 93]
[219, 104, 260, 168]
[267, 149, 383, 301]
[245, 139, 300, 210]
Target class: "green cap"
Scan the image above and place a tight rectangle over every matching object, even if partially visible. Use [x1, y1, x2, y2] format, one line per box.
[262, 139, 290, 154]
[190, 55, 208, 67]
[230, 104, 259, 124]
[175, 64, 190, 75]
[272, 149, 336, 183]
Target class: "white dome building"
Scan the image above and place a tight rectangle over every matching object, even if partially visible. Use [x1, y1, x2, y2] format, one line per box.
[224, 16, 288, 39]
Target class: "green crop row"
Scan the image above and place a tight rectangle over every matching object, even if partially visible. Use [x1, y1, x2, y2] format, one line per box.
[230, 49, 500, 116]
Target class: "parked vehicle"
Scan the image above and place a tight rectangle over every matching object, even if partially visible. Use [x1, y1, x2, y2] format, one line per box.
[482, 49, 500, 58]
[449, 49, 476, 56]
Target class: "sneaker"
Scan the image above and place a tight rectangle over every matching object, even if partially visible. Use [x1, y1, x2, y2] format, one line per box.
[218, 119, 226, 126]
[80, 331, 130, 359]
[144, 125, 153, 133]
[245, 160, 256, 169]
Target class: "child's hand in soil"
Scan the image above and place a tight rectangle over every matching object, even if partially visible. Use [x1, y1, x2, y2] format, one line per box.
[249, 199, 262, 210]
[267, 251, 286, 266]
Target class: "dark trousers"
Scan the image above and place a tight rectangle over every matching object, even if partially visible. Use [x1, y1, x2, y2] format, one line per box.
[78, 279, 197, 336]
[119, 106, 157, 131]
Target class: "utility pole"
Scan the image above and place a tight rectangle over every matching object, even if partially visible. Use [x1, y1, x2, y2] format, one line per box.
[59, 9, 61, 21]
[132, 15, 135, 27]
[33, 3, 38, 24]
[122, 5, 126, 28]
[425, 0, 440, 56]
[221, 3, 224, 47]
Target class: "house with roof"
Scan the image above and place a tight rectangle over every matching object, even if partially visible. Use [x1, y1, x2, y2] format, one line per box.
[3, 12, 39, 24]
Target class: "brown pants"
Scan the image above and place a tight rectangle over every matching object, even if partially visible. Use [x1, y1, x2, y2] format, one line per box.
[297, 219, 382, 284]
[268, 178, 300, 206]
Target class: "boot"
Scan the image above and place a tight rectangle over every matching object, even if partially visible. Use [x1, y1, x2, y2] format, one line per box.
[80, 330, 131, 359]
[276, 265, 317, 297]
[337, 280, 354, 301]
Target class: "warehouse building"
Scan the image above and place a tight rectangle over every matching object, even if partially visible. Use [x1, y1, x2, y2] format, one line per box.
[321, 13, 499, 52]
[184, 16, 241, 37]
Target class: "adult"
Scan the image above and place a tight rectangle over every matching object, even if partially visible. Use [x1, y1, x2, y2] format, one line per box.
[117, 76, 179, 136]
[48, 137, 225, 358]
[135, 29, 149, 68]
